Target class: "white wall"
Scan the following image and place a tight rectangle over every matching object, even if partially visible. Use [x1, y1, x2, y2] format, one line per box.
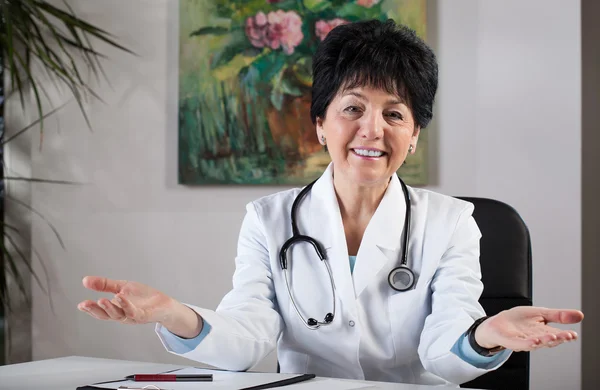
[6, 0, 581, 389]
[430, 2, 582, 389]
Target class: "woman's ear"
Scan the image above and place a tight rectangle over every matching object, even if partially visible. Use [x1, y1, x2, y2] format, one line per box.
[316, 117, 325, 144]
[411, 126, 421, 152]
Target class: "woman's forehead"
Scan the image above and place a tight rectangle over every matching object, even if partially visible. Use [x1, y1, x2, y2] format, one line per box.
[335, 85, 409, 105]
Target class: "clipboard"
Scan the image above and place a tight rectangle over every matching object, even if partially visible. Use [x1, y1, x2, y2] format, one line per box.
[76, 370, 316, 390]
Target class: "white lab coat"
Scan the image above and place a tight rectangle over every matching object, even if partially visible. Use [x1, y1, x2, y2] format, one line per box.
[156, 163, 510, 386]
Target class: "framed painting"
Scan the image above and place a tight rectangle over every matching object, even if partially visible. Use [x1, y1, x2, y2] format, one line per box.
[178, 0, 428, 185]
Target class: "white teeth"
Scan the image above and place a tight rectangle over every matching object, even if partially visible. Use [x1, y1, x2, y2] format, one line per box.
[354, 149, 383, 157]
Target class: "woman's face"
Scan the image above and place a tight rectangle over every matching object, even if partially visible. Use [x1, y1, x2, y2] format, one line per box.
[316, 86, 420, 188]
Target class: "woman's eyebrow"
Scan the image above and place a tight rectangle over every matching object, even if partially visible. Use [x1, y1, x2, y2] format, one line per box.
[342, 91, 405, 106]
[342, 91, 366, 100]
[386, 98, 405, 105]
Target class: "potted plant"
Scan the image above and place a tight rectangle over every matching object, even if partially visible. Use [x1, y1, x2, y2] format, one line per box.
[0, 0, 132, 364]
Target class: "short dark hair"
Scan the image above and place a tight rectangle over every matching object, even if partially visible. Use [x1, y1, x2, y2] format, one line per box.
[310, 19, 438, 129]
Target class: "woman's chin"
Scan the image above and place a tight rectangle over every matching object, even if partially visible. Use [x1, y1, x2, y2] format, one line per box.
[347, 169, 391, 187]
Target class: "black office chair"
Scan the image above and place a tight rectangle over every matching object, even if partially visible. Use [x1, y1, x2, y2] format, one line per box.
[277, 197, 532, 389]
[457, 197, 532, 390]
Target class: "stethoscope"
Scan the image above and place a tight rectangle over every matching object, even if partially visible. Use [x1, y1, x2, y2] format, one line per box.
[279, 177, 415, 330]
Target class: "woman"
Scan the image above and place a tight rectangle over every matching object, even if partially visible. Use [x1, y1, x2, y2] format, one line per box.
[78, 20, 583, 386]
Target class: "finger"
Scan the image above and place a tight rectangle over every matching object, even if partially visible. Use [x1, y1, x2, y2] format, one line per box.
[540, 309, 584, 324]
[541, 337, 567, 349]
[537, 330, 574, 345]
[82, 276, 128, 294]
[79, 301, 111, 320]
[115, 294, 143, 321]
[97, 298, 126, 321]
[570, 331, 579, 340]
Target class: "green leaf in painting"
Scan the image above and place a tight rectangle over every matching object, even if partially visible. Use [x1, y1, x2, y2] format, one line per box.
[250, 51, 287, 85]
[189, 26, 230, 37]
[209, 30, 251, 69]
[270, 86, 284, 111]
[303, 0, 332, 12]
[270, 64, 284, 110]
[280, 76, 302, 96]
[292, 57, 313, 86]
[336, 3, 384, 20]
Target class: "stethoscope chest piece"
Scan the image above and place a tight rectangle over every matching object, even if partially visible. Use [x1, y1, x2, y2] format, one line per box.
[388, 266, 415, 292]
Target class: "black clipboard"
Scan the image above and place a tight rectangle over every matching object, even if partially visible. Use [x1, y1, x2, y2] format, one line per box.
[76, 373, 316, 390]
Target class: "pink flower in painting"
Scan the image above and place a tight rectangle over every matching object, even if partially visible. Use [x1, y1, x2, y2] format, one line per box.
[245, 10, 303, 55]
[245, 11, 269, 48]
[315, 18, 349, 41]
[356, 0, 381, 8]
[267, 10, 303, 54]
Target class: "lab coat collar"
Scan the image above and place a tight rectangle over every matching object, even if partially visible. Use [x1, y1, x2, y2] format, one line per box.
[309, 163, 407, 301]
[353, 173, 406, 297]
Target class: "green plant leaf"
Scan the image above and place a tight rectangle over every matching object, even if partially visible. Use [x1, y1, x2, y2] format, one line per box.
[291, 57, 313, 86]
[190, 26, 230, 36]
[280, 76, 303, 96]
[270, 86, 284, 111]
[210, 30, 251, 69]
[4, 231, 48, 297]
[2, 100, 70, 145]
[3, 177, 82, 185]
[7, 195, 66, 250]
[250, 51, 287, 85]
[336, 2, 384, 19]
[303, 0, 332, 12]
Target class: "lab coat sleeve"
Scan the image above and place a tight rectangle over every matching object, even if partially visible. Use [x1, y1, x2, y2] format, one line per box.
[155, 202, 283, 371]
[417, 203, 512, 385]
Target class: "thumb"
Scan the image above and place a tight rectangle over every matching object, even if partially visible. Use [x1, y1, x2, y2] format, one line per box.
[83, 276, 127, 294]
[541, 308, 584, 324]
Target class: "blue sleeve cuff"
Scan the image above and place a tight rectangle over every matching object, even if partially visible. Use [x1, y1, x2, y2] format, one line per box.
[451, 332, 511, 369]
[158, 319, 212, 354]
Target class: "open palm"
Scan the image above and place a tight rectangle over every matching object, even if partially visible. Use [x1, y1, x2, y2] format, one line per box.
[478, 306, 583, 352]
[77, 276, 175, 325]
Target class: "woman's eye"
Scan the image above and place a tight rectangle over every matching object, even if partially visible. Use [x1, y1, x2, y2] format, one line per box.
[344, 106, 361, 113]
[386, 111, 403, 120]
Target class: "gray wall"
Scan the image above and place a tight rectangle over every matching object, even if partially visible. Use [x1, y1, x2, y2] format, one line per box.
[4, 0, 583, 389]
[582, 0, 600, 389]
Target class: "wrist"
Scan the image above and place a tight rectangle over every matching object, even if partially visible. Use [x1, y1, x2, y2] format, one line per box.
[467, 316, 506, 356]
[160, 300, 203, 339]
[474, 317, 500, 349]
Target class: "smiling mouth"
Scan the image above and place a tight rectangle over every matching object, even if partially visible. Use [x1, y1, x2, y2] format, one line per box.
[351, 148, 387, 158]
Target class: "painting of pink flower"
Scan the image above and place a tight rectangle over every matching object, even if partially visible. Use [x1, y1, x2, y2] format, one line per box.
[245, 10, 303, 55]
[356, 0, 381, 8]
[315, 18, 349, 41]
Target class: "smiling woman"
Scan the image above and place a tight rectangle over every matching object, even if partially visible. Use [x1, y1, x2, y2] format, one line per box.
[79, 18, 584, 388]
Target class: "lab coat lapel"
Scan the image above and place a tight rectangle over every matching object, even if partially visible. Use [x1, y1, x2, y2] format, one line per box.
[352, 174, 406, 298]
[308, 164, 357, 309]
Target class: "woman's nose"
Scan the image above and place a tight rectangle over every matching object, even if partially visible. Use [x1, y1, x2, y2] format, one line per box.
[359, 112, 384, 139]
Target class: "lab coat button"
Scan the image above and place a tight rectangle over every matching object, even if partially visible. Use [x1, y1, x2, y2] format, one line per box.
[348, 320, 355, 327]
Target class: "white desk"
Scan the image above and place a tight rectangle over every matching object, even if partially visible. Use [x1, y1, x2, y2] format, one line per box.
[0, 356, 462, 390]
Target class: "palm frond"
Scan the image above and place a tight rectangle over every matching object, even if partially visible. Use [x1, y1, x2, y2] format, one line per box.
[6, 194, 65, 250]
[1, 0, 134, 138]
[0, 0, 132, 314]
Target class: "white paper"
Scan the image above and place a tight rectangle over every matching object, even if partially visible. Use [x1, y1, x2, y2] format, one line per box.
[91, 367, 333, 390]
[281, 378, 377, 389]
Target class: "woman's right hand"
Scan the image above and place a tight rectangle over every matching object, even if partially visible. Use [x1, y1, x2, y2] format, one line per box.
[77, 276, 203, 338]
[78, 276, 176, 325]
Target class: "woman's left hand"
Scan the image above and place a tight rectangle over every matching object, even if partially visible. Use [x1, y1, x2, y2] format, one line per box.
[474, 306, 584, 352]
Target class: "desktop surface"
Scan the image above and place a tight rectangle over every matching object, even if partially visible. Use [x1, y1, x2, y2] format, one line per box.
[0, 356, 473, 390]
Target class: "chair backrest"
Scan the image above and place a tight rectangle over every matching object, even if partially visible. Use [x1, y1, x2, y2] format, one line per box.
[456, 197, 533, 390]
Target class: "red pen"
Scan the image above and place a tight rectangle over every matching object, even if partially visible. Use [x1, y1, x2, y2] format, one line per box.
[125, 374, 213, 382]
